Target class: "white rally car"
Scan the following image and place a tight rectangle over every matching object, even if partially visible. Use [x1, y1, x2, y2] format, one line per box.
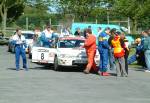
[32, 36, 100, 71]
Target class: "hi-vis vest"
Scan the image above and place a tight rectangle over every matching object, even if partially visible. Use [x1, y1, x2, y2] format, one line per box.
[111, 36, 124, 58]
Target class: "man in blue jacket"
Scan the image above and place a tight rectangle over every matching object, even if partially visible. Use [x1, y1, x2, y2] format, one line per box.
[98, 28, 110, 76]
[12, 28, 28, 71]
[40, 25, 54, 47]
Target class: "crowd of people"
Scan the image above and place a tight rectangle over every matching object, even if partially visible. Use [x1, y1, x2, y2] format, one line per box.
[11, 24, 150, 77]
[82, 28, 129, 77]
[128, 30, 150, 72]
[83, 28, 150, 76]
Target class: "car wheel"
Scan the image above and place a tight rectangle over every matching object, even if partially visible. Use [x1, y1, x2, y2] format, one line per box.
[54, 56, 60, 71]
[12, 47, 15, 53]
[8, 45, 11, 52]
[29, 53, 32, 59]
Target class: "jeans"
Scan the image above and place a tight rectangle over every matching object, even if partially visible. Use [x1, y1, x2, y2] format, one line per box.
[15, 45, 27, 70]
[124, 49, 129, 74]
[99, 51, 108, 72]
[128, 54, 137, 64]
[144, 50, 150, 71]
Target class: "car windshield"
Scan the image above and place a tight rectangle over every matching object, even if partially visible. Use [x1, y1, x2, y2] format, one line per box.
[23, 33, 34, 39]
[59, 39, 84, 48]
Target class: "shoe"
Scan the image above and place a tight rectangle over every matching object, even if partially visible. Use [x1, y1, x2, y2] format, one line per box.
[83, 69, 90, 74]
[102, 72, 110, 76]
[144, 70, 150, 72]
[23, 66, 28, 71]
[16, 68, 20, 71]
[24, 67, 28, 71]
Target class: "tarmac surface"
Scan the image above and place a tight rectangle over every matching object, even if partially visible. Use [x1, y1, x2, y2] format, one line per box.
[0, 46, 150, 103]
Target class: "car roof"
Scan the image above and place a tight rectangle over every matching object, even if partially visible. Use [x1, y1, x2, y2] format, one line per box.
[21, 31, 34, 34]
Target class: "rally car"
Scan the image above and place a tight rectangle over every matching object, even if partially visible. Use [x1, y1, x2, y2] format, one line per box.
[32, 36, 100, 71]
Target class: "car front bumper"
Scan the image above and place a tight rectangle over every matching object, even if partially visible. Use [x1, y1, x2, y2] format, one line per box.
[58, 58, 87, 66]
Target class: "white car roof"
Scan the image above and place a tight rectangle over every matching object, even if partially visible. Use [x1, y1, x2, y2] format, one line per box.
[59, 36, 85, 41]
[21, 31, 34, 34]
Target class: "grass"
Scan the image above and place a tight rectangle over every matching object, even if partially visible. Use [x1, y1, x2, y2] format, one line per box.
[129, 62, 142, 69]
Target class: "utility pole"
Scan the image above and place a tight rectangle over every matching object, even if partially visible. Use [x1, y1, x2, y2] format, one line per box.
[72, 18, 74, 23]
[49, 18, 51, 25]
[128, 17, 131, 34]
[107, 8, 110, 24]
[96, 19, 98, 24]
[26, 17, 28, 30]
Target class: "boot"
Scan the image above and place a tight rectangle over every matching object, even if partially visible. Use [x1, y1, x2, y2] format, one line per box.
[83, 69, 90, 74]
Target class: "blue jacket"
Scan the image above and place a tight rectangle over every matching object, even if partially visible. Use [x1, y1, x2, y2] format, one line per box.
[98, 32, 109, 53]
[40, 31, 55, 47]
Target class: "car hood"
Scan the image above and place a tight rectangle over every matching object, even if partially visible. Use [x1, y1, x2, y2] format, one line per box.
[57, 48, 86, 56]
[26, 39, 33, 45]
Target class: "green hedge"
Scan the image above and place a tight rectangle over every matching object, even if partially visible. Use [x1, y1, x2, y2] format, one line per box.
[126, 34, 141, 39]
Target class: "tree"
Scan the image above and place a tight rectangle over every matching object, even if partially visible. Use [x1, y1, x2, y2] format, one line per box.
[57, 0, 109, 22]
[7, 4, 24, 23]
[16, 0, 55, 30]
[113, 0, 150, 33]
[0, 0, 24, 34]
[27, 0, 52, 12]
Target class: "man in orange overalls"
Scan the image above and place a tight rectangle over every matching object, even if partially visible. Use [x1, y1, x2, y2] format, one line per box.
[83, 29, 97, 74]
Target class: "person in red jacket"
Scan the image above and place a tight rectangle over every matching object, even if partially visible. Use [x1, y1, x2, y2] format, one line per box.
[83, 29, 97, 74]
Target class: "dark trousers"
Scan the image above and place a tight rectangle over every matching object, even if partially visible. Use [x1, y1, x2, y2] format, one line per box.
[124, 49, 129, 74]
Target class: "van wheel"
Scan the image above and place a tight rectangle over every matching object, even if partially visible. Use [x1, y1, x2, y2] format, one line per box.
[8, 45, 11, 52]
[54, 56, 60, 71]
[12, 47, 15, 53]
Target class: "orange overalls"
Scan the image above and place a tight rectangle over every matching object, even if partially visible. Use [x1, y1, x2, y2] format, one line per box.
[84, 34, 97, 72]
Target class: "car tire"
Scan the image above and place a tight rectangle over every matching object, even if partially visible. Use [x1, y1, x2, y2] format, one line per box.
[29, 53, 32, 59]
[54, 56, 60, 71]
[12, 47, 15, 53]
[8, 45, 11, 52]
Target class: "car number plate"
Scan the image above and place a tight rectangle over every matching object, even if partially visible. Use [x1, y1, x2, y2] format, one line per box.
[38, 52, 49, 61]
[74, 60, 87, 63]
[39, 60, 48, 63]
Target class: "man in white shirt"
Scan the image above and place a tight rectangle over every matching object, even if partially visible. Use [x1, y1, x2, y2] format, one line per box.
[40, 25, 54, 47]
[60, 28, 70, 37]
[12, 28, 28, 71]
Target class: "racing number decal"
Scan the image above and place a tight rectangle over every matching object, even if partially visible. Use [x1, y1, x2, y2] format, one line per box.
[41, 53, 44, 60]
